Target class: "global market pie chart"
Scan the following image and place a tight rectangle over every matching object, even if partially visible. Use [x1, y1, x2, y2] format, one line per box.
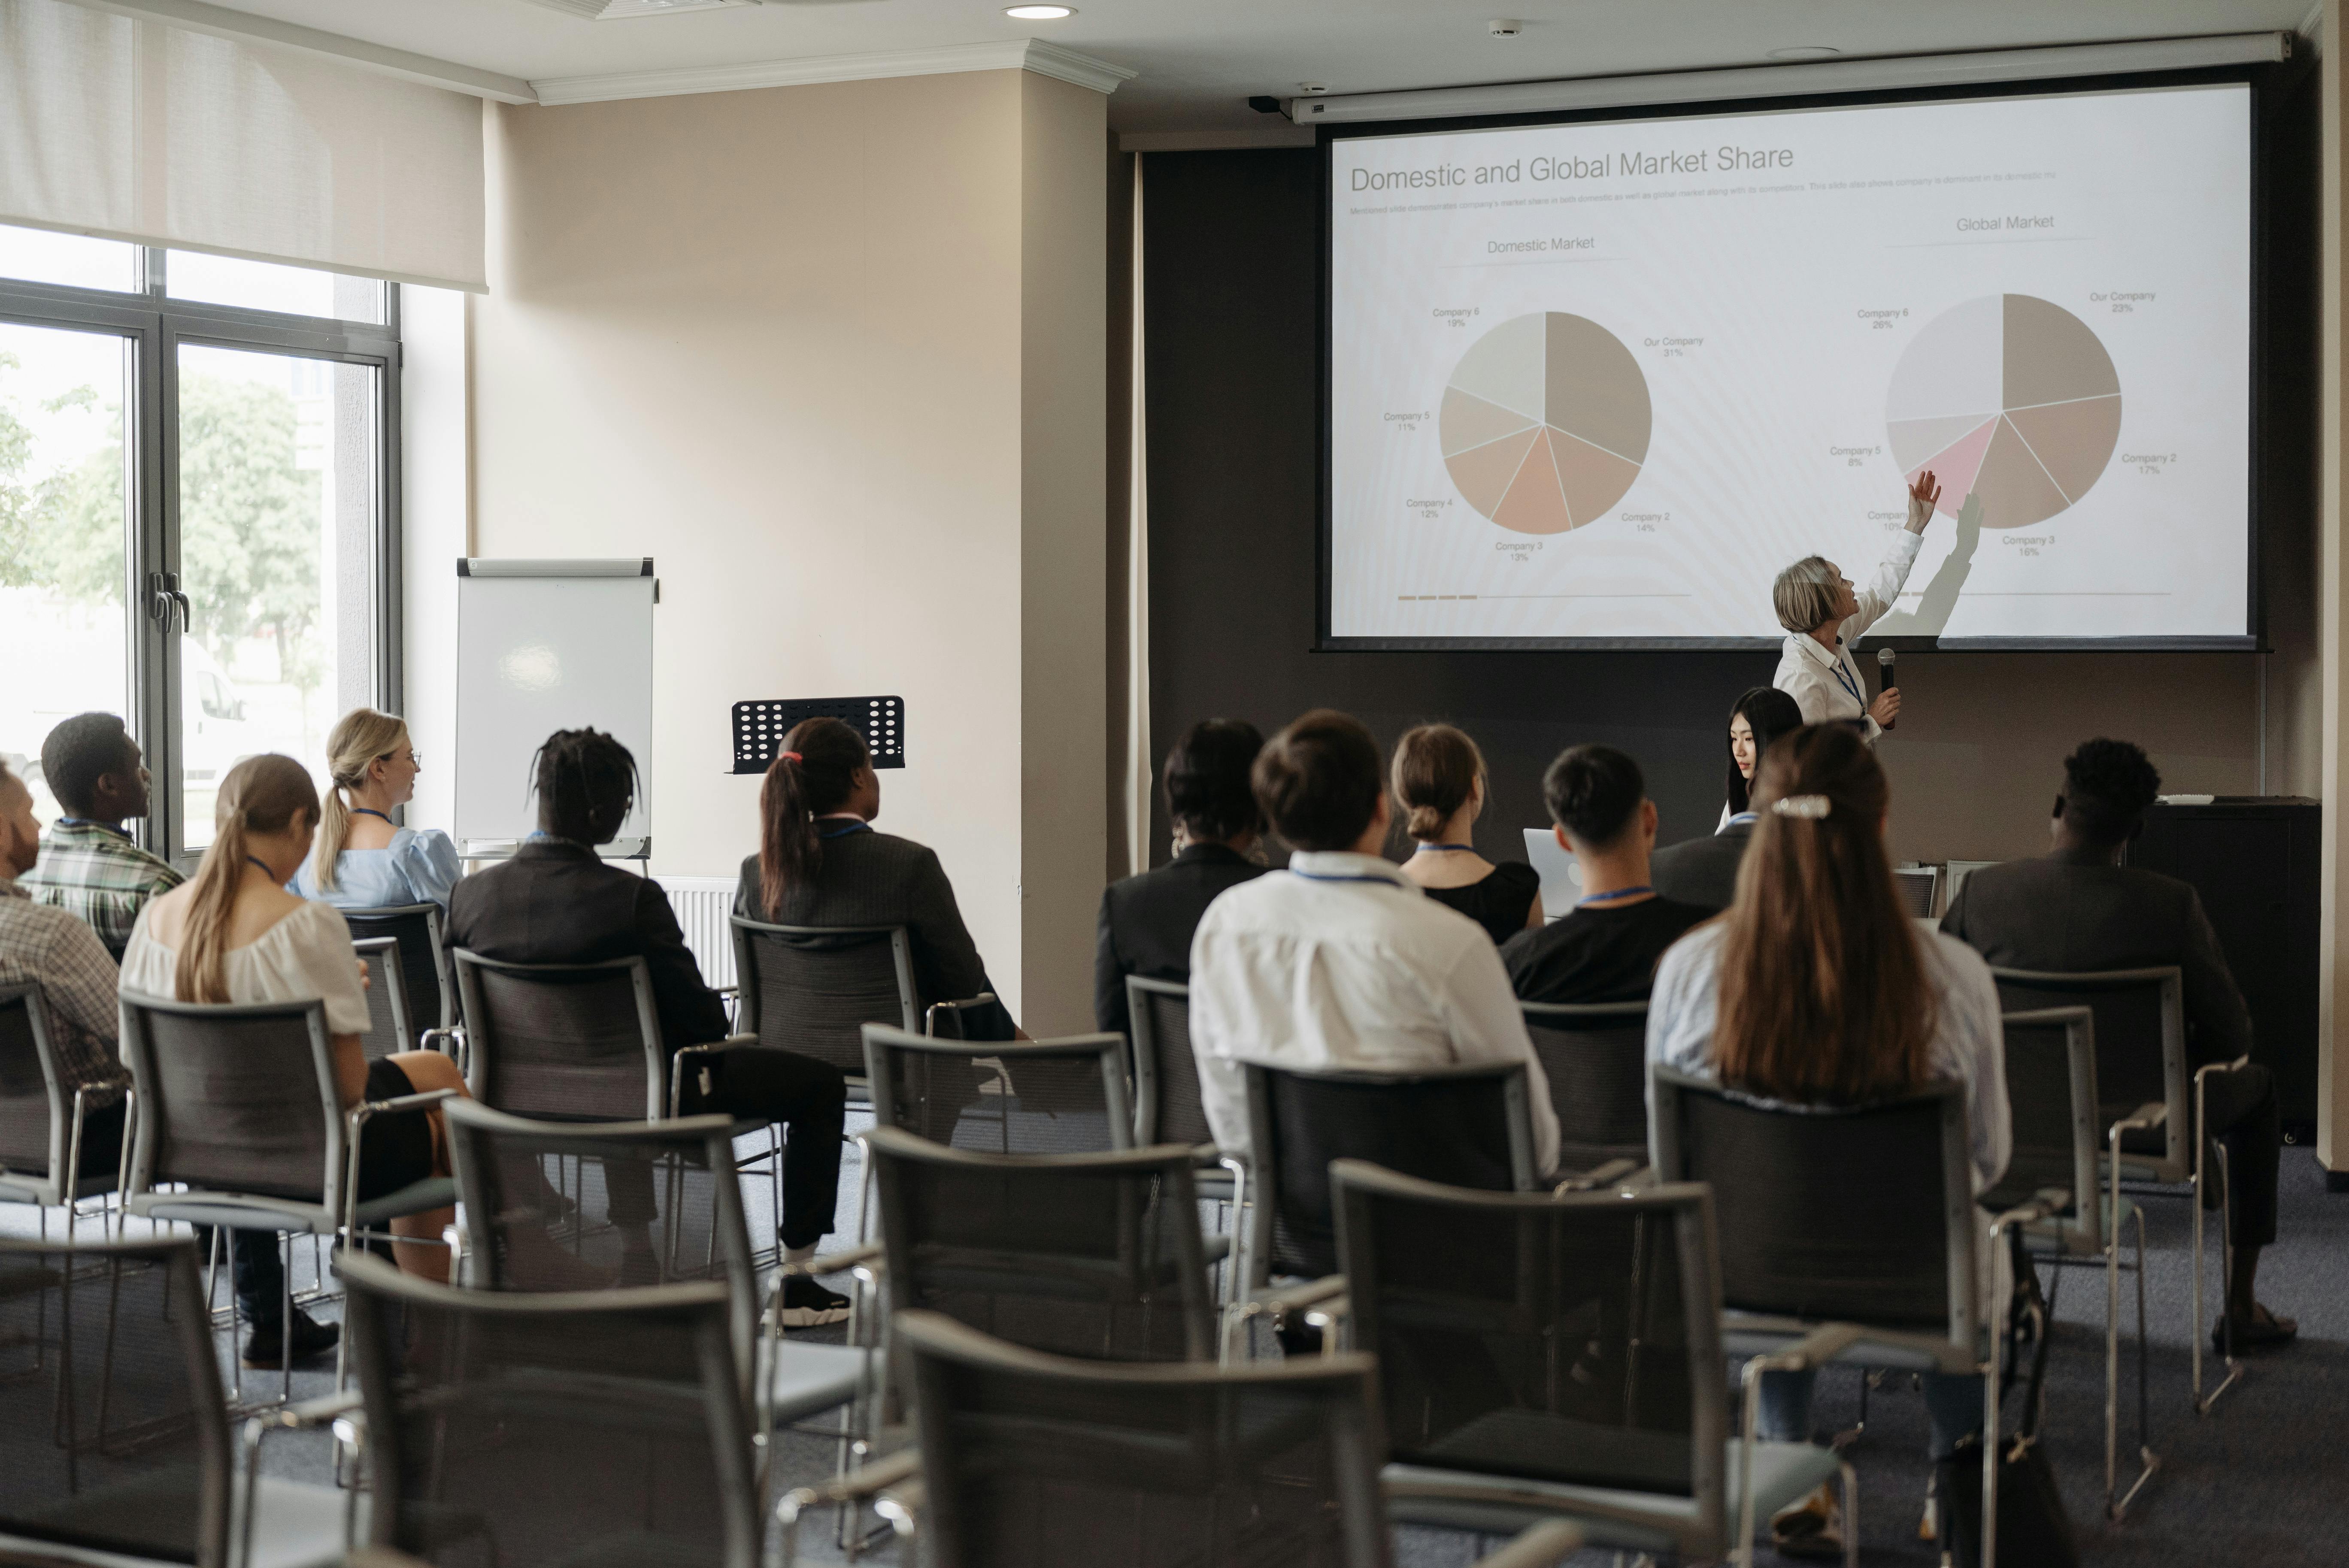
[1439, 312, 1652, 536]
[1886, 294, 2122, 530]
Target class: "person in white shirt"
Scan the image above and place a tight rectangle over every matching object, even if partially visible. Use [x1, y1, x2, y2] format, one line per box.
[1188, 708, 1561, 1180]
[1770, 470, 1943, 743]
[1645, 723, 2007, 1561]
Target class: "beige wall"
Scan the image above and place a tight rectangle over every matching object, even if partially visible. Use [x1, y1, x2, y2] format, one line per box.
[469, 68, 1107, 1031]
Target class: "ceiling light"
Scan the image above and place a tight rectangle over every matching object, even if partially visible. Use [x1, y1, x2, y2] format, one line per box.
[1297, 82, 1328, 94]
[1004, 5, 1075, 17]
[1767, 45, 1842, 60]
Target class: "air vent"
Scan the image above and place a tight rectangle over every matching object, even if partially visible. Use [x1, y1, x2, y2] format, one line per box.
[522, 0, 758, 18]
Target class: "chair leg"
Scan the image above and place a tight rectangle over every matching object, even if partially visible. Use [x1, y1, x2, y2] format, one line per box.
[2196, 1143, 2244, 1415]
[2107, 1209, 2161, 1521]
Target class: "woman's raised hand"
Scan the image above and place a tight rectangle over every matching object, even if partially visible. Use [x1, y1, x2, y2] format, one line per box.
[1904, 469, 1943, 533]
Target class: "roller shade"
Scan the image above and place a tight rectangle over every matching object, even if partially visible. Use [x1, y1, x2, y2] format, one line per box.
[0, 0, 485, 291]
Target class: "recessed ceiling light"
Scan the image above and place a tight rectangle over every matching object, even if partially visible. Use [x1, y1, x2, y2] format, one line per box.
[1004, 5, 1074, 17]
[1297, 82, 1329, 94]
[1767, 45, 1842, 60]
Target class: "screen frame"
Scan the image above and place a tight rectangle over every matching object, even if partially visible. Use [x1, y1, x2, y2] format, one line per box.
[1314, 67, 2272, 654]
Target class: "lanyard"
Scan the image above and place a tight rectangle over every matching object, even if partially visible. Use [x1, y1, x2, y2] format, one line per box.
[1294, 871, 1406, 886]
[1412, 843, 1476, 854]
[818, 821, 873, 840]
[1825, 644, 1865, 711]
[1578, 885, 1653, 908]
[352, 807, 395, 824]
[245, 855, 279, 881]
[1722, 813, 1758, 830]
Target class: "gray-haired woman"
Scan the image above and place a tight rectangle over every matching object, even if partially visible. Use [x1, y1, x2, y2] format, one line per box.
[1770, 470, 1941, 742]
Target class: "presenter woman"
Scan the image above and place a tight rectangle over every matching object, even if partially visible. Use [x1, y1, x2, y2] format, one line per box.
[1771, 470, 1941, 742]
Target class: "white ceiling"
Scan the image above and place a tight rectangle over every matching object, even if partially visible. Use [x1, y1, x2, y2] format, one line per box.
[145, 0, 2321, 131]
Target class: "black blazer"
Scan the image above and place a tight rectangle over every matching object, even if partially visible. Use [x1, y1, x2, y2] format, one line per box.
[1649, 821, 1753, 913]
[445, 838, 729, 1053]
[1940, 846, 2252, 1070]
[733, 827, 998, 1013]
[1093, 844, 1265, 1039]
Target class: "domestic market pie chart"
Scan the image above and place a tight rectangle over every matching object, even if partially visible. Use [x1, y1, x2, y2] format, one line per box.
[1439, 312, 1651, 535]
[1885, 294, 2122, 530]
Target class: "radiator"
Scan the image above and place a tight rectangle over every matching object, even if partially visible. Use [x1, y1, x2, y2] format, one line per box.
[658, 876, 739, 990]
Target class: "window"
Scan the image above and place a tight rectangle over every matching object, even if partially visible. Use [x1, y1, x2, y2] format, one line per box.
[0, 224, 400, 863]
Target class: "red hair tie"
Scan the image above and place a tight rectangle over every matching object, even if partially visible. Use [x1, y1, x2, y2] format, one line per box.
[779, 751, 803, 764]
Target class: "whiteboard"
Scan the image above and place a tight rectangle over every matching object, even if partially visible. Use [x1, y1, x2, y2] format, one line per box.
[455, 560, 654, 856]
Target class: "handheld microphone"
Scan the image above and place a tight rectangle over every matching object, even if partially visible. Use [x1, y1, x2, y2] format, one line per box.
[1876, 647, 1897, 731]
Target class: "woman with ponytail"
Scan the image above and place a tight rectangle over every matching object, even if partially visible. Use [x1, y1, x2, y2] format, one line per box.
[1643, 724, 2008, 1558]
[119, 755, 471, 1367]
[295, 708, 461, 911]
[1390, 724, 1542, 943]
[733, 716, 1005, 1025]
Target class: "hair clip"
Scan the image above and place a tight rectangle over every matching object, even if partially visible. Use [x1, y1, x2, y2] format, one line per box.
[779, 751, 803, 764]
[1772, 794, 1831, 819]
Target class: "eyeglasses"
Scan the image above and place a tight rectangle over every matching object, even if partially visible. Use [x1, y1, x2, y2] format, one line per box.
[377, 748, 422, 767]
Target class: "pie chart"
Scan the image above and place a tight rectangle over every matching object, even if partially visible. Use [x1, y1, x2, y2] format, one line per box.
[1439, 312, 1651, 535]
[1885, 294, 2122, 530]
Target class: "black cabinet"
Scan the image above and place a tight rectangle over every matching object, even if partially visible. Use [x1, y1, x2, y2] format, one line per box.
[2127, 798, 2321, 1142]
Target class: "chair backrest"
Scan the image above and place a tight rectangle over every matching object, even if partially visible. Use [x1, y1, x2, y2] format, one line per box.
[1243, 1060, 1538, 1283]
[1989, 966, 2186, 1177]
[1127, 976, 1214, 1148]
[731, 915, 916, 1081]
[898, 1308, 1395, 1568]
[865, 1124, 1214, 1362]
[863, 1024, 1134, 1154]
[442, 1098, 758, 1376]
[1649, 1066, 1975, 1349]
[453, 950, 666, 1121]
[342, 1250, 757, 1568]
[1892, 865, 1941, 917]
[0, 981, 68, 1188]
[351, 937, 415, 1064]
[1988, 1007, 2102, 1251]
[1333, 1161, 1723, 1534]
[0, 1236, 231, 1568]
[118, 990, 341, 1211]
[343, 903, 455, 1035]
[1519, 1000, 1650, 1169]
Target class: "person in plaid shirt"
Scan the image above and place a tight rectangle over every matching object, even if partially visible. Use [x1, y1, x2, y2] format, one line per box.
[0, 759, 132, 1179]
[18, 713, 182, 958]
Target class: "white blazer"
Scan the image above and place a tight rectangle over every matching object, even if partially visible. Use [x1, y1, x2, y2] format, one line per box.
[1772, 530, 1923, 743]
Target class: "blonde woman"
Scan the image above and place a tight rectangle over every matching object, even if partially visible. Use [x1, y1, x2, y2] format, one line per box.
[1390, 723, 1542, 942]
[121, 754, 470, 1368]
[1770, 470, 1941, 743]
[294, 708, 460, 910]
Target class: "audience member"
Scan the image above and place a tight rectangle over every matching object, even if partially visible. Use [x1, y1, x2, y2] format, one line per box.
[0, 760, 133, 1184]
[1189, 709, 1559, 1177]
[1943, 738, 2294, 1350]
[736, 716, 1010, 1032]
[453, 729, 852, 1325]
[17, 713, 182, 957]
[1500, 745, 1708, 1004]
[1094, 718, 1267, 1040]
[118, 755, 470, 1368]
[1390, 724, 1543, 942]
[295, 708, 460, 911]
[1655, 687, 1806, 910]
[1647, 725, 2007, 1559]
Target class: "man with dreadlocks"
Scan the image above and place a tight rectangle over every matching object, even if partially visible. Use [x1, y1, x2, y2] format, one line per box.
[447, 727, 852, 1325]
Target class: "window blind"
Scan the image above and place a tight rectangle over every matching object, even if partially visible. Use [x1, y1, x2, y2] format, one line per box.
[0, 0, 485, 291]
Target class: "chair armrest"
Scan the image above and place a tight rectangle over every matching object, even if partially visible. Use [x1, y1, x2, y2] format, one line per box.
[1467, 1520, 1584, 1568]
[784, 1241, 882, 1279]
[1250, 1273, 1347, 1325]
[2195, 1054, 2254, 1085]
[1740, 1320, 1868, 1382]
[1988, 1189, 2070, 1242]
[352, 1087, 458, 1120]
[418, 1026, 461, 1054]
[874, 1477, 926, 1536]
[1552, 1157, 1645, 1194]
[669, 1035, 763, 1115]
[774, 1447, 922, 1526]
[2107, 1100, 2167, 1161]
[248, 1389, 365, 1432]
[714, 984, 740, 999]
[1191, 1142, 1223, 1167]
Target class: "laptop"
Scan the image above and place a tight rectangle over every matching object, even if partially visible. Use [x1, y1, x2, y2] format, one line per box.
[1522, 827, 1579, 920]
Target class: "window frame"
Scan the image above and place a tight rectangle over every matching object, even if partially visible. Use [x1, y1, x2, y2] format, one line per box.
[0, 244, 403, 863]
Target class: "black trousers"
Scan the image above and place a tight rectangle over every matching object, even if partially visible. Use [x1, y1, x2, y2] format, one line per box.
[607, 1047, 847, 1252]
[2199, 1061, 2281, 1250]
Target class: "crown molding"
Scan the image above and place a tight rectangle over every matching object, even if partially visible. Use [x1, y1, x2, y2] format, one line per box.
[531, 37, 1135, 106]
[66, 0, 537, 103]
[1119, 126, 1317, 152]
